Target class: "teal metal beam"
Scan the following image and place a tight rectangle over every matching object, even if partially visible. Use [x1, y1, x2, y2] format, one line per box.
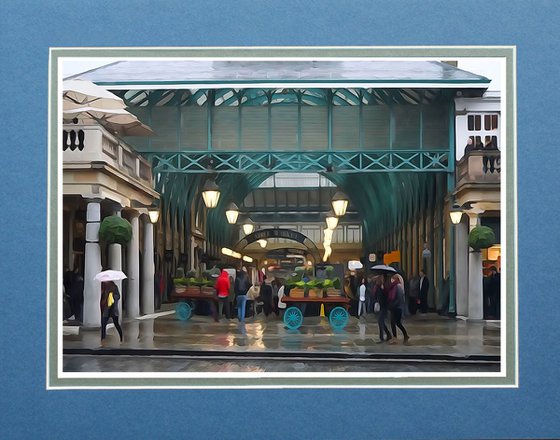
[327, 89, 333, 151]
[207, 90, 214, 151]
[147, 151, 450, 174]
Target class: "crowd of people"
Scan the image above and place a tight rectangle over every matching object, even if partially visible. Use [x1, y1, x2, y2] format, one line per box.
[208, 266, 431, 344]
[356, 273, 410, 344]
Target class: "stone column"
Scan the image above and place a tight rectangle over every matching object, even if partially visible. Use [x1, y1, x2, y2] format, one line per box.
[141, 215, 155, 315]
[83, 199, 103, 328]
[468, 212, 484, 319]
[127, 211, 140, 318]
[455, 217, 470, 317]
[108, 207, 123, 318]
[190, 236, 196, 272]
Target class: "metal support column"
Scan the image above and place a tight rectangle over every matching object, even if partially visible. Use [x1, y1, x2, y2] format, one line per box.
[447, 99, 457, 315]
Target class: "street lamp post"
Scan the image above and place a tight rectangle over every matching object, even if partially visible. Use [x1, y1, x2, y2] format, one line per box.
[448, 204, 463, 317]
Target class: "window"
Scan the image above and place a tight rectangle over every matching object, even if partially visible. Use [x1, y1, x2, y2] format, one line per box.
[467, 115, 481, 131]
[346, 225, 362, 243]
[484, 114, 499, 131]
[466, 113, 500, 149]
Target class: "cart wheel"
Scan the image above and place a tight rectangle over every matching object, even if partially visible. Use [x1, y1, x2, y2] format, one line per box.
[284, 306, 303, 330]
[329, 306, 349, 330]
[176, 302, 192, 321]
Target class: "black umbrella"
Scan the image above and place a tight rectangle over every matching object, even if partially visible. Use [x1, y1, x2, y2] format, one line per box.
[370, 264, 398, 275]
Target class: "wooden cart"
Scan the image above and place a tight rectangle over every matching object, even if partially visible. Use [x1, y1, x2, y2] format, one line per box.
[281, 295, 351, 330]
[172, 286, 217, 321]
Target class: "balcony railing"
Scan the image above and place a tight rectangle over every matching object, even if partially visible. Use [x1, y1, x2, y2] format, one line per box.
[456, 151, 501, 187]
[62, 124, 152, 187]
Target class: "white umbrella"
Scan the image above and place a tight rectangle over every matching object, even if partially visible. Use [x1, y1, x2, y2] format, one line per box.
[63, 106, 154, 137]
[63, 79, 125, 110]
[94, 270, 127, 282]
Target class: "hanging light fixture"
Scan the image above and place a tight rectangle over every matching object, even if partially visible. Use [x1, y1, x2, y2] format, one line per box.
[325, 210, 339, 230]
[242, 218, 255, 235]
[201, 178, 220, 208]
[257, 239, 268, 248]
[221, 247, 234, 256]
[331, 191, 349, 216]
[449, 204, 464, 225]
[323, 228, 334, 243]
[148, 206, 160, 224]
[225, 202, 239, 224]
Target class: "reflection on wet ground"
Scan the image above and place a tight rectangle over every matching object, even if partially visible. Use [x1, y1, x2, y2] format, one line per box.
[63, 355, 500, 373]
[63, 307, 501, 372]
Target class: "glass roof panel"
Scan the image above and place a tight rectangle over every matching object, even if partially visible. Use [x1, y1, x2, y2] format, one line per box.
[258, 173, 335, 188]
[72, 60, 490, 88]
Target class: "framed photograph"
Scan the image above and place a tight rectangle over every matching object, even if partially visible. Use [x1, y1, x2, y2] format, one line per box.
[48, 46, 516, 389]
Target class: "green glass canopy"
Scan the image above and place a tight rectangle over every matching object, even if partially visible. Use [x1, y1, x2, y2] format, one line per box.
[71, 60, 490, 90]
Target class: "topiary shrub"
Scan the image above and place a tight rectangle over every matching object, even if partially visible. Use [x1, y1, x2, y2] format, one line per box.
[99, 215, 132, 245]
[468, 226, 496, 252]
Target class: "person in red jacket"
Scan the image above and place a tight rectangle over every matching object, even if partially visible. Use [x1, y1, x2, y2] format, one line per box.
[215, 269, 231, 320]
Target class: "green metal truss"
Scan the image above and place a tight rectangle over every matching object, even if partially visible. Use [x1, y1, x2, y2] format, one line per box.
[148, 150, 450, 174]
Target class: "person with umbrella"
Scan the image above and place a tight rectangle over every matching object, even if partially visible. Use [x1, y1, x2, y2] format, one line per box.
[95, 270, 126, 343]
[371, 265, 395, 343]
[388, 275, 410, 344]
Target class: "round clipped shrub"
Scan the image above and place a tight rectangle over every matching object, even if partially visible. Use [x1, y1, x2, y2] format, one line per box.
[99, 215, 132, 245]
[468, 226, 496, 251]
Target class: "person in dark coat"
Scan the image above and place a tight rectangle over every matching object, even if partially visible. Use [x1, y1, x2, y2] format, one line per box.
[372, 276, 392, 343]
[388, 275, 409, 343]
[418, 270, 430, 313]
[234, 267, 251, 322]
[483, 137, 499, 173]
[260, 276, 274, 317]
[100, 281, 123, 343]
[487, 266, 501, 319]
[407, 275, 420, 315]
[69, 267, 84, 322]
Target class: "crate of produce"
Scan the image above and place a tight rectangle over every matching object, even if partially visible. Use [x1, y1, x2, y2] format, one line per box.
[288, 288, 305, 298]
[307, 288, 323, 298]
[325, 288, 342, 297]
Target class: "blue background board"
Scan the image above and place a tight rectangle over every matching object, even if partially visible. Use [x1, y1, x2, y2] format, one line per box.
[0, 0, 558, 438]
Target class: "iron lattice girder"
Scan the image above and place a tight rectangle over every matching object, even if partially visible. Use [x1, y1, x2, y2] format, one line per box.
[148, 150, 450, 174]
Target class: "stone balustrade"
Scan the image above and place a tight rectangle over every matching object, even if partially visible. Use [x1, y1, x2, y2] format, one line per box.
[456, 150, 501, 187]
[62, 123, 152, 187]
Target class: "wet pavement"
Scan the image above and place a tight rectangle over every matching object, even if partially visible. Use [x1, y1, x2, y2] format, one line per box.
[63, 305, 500, 372]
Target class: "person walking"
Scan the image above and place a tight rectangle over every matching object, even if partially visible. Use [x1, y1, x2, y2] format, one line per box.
[388, 275, 409, 344]
[100, 281, 123, 343]
[260, 276, 274, 317]
[372, 276, 392, 343]
[419, 270, 430, 313]
[277, 282, 286, 319]
[234, 266, 251, 322]
[69, 267, 84, 322]
[214, 269, 231, 320]
[357, 278, 367, 318]
[228, 275, 235, 319]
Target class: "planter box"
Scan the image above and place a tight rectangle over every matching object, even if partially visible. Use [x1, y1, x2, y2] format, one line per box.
[200, 286, 216, 296]
[288, 288, 305, 298]
[174, 285, 201, 297]
[325, 288, 342, 297]
[307, 288, 323, 298]
[174, 285, 187, 295]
